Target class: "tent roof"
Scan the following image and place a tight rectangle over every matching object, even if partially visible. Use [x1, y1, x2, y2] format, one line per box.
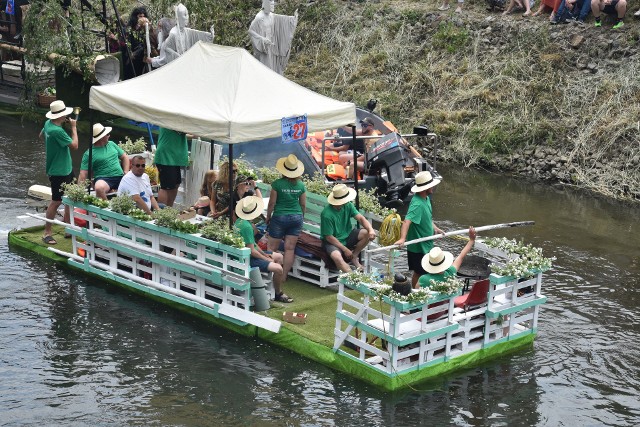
[90, 42, 356, 144]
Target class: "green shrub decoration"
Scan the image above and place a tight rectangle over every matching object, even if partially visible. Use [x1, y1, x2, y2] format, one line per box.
[117, 136, 147, 155]
[302, 172, 331, 196]
[257, 166, 281, 185]
[152, 207, 199, 234]
[200, 218, 246, 249]
[109, 194, 136, 215]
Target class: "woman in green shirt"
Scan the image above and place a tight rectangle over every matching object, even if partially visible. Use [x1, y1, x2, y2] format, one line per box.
[266, 154, 306, 280]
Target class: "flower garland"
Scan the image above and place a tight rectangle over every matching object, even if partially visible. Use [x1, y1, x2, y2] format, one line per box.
[484, 237, 555, 278]
[340, 271, 441, 305]
[428, 276, 464, 295]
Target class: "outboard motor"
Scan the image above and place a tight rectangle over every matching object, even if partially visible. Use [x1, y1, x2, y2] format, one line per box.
[365, 133, 414, 207]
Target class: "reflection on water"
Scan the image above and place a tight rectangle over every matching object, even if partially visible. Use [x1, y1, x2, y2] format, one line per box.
[1, 115, 639, 426]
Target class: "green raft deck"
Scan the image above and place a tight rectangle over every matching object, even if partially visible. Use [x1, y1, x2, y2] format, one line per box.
[9, 204, 545, 391]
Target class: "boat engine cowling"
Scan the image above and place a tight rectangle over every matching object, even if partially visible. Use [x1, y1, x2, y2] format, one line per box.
[365, 133, 414, 207]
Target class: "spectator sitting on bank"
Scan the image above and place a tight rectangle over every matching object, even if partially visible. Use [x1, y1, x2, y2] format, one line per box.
[503, 0, 534, 16]
[78, 123, 129, 200]
[438, 0, 465, 14]
[321, 184, 376, 273]
[418, 227, 477, 288]
[552, 0, 591, 23]
[235, 195, 292, 303]
[533, 0, 561, 21]
[209, 160, 237, 219]
[39, 100, 78, 245]
[592, 0, 626, 28]
[117, 155, 160, 215]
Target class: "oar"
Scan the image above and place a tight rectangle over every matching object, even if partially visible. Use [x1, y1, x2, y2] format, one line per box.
[367, 221, 535, 254]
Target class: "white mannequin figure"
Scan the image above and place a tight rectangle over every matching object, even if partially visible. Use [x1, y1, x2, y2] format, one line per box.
[249, 0, 298, 75]
[154, 3, 214, 66]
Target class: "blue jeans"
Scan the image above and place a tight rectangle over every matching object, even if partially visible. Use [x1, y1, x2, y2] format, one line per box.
[268, 214, 303, 239]
[556, 0, 591, 21]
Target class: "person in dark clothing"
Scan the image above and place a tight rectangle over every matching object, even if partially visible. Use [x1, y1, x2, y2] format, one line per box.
[122, 6, 157, 80]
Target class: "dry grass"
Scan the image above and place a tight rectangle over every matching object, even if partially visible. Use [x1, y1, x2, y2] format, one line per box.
[286, 0, 640, 200]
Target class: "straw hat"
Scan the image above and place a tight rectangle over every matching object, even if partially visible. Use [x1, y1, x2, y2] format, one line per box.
[327, 183, 357, 206]
[235, 195, 264, 221]
[194, 196, 210, 208]
[45, 100, 73, 119]
[92, 123, 113, 144]
[421, 247, 454, 274]
[275, 154, 304, 178]
[411, 171, 441, 193]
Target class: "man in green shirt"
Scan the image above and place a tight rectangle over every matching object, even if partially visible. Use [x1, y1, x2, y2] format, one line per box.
[235, 196, 292, 303]
[394, 171, 446, 287]
[321, 184, 376, 272]
[39, 100, 78, 245]
[154, 127, 188, 207]
[78, 123, 129, 199]
[418, 227, 476, 288]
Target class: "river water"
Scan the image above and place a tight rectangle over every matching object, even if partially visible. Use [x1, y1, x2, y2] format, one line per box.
[1, 116, 638, 426]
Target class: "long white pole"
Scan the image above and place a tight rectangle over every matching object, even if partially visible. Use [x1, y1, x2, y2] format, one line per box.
[367, 221, 535, 254]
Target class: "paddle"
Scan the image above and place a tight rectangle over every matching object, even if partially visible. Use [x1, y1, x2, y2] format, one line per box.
[367, 221, 535, 253]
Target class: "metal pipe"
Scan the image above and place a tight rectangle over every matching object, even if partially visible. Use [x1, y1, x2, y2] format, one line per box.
[352, 124, 359, 209]
[228, 143, 234, 229]
[367, 221, 536, 254]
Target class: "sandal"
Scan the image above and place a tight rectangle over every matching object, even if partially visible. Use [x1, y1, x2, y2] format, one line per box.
[42, 235, 57, 245]
[275, 292, 294, 303]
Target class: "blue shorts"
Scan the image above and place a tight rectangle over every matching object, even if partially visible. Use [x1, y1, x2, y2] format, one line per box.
[250, 251, 273, 272]
[268, 214, 303, 239]
[96, 175, 123, 191]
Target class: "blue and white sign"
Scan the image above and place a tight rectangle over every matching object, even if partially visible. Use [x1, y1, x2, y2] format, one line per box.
[281, 114, 308, 144]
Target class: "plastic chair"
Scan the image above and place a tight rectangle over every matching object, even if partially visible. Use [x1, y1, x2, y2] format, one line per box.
[454, 279, 490, 310]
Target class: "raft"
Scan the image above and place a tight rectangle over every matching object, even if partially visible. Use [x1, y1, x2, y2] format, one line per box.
[8, 196, 547, 391]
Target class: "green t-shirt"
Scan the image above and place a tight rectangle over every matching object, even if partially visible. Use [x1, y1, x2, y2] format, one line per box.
[272, 178, 306, 216]
[234, 218, 255, 246]
[154, 128, 188, 166]
[43, 120, 73, 176]
[406, 194, 434, 254]
[80, 141, 125, 178]
[418, 266, 457, 288]
[320, 202, 358, 245]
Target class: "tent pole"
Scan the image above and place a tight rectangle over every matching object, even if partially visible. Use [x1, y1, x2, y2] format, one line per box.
[352, 124, 359, 209]
[228, 144, 234, 229]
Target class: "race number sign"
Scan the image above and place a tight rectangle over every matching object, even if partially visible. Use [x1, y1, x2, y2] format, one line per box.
[281, 114, 308, 144]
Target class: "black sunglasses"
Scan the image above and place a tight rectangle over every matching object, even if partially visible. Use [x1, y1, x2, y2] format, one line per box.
[133, 163, 146, 168]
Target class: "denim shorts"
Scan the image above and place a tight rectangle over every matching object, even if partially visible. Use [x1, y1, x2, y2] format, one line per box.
[97, 175, 123, 191]
[268, 214, 303, 239]
[250, 251, 273, 272]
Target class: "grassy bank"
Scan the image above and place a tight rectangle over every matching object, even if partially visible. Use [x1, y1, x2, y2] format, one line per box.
[284, 0, 640, 201]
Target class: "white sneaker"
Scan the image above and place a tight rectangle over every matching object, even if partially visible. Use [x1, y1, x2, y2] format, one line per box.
[438, 4, 451, 11]
[455, 6, 463, 13]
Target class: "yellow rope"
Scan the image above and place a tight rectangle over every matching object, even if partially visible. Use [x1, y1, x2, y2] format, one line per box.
[378, 212, 402, 247]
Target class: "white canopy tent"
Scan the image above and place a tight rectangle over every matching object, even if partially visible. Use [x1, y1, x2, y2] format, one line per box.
[89, 42, 356, 143]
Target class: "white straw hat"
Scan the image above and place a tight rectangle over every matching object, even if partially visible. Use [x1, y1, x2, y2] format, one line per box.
[92, 123, 113, 144]
[235, 195, 264, 221]
[327, 183, 357, 206]
[411, 171, 441, 193]
[421, 247, 454, 274]
[45, 100, 73, 119]
[275, 154, 304, 178]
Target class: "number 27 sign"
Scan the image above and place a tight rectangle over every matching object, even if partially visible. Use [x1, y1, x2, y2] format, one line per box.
[281, 114, 308, 144]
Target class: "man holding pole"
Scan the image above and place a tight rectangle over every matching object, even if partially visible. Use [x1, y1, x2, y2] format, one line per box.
[39, 100, 78, 245]
[394, 171, 445, 287]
